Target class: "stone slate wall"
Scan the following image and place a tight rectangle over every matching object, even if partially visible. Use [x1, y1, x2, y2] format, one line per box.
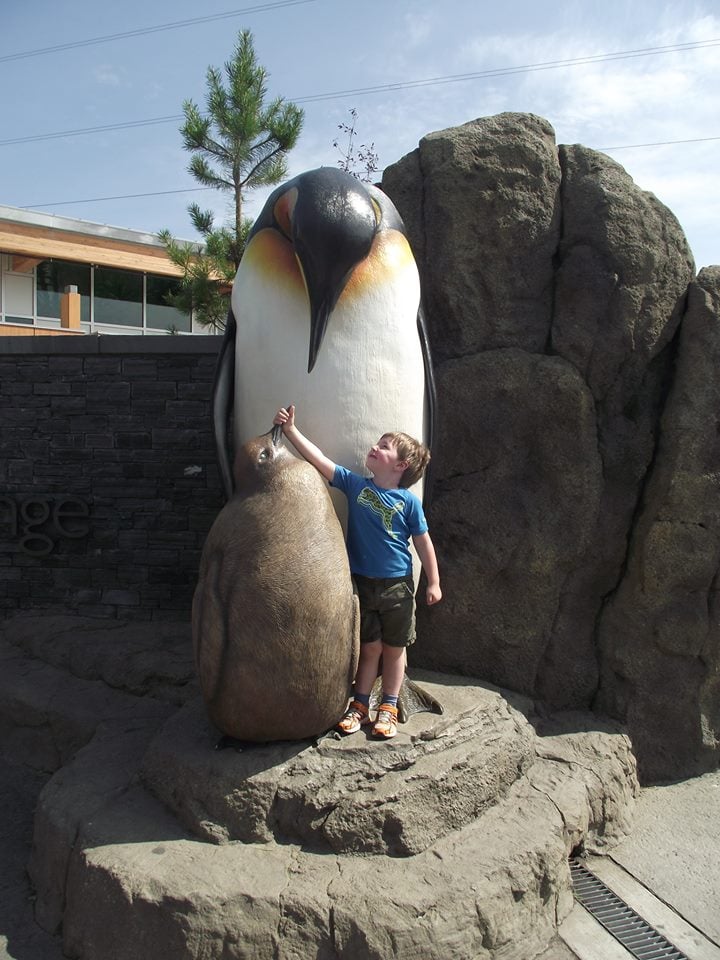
[0, 335, 224, 621]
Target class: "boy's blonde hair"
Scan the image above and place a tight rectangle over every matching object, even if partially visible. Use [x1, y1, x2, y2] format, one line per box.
[381, 432, 431, 488]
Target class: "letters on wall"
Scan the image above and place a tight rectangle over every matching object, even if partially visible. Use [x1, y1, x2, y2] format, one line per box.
[0, 495, 91, 557]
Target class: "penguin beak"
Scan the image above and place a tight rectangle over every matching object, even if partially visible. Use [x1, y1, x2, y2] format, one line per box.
[290, 172, 377, 373]
[306, 295, 333, 375]
[295, 238, 359, 374]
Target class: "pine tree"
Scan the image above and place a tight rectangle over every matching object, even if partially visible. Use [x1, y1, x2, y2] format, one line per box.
[159, 29, 303, 331]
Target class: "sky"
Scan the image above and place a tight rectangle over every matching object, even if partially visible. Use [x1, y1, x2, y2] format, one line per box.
[1, 0, 718, 269]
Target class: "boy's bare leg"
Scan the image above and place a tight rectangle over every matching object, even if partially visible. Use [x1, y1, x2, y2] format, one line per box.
[354, 639, 383, 695]
[378, 644, 405, 699]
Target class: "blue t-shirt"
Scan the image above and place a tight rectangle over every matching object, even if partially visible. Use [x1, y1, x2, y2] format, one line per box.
[331, 465, 428, 578]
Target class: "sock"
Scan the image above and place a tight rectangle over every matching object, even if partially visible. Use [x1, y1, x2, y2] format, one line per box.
[380, 693, 398, 708]
[353, 692, 370, 708]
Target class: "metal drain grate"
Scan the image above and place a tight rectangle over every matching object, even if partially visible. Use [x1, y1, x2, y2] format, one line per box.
[569, 858, 690, 960]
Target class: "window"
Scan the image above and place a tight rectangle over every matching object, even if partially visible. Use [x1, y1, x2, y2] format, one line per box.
[3, 272, 34, 321]
[93, 266, 142, 327]
[1, 251, 196, 333]
[145, 274, 190, 332]
[36, 259, 91, 323]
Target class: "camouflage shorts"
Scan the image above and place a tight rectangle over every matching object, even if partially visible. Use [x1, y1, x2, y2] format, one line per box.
[353, 575, 416, 648]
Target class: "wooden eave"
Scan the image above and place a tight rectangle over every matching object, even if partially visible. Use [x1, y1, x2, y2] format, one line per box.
[0, 221, 185, 277]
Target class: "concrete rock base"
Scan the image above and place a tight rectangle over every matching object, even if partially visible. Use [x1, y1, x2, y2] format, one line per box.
[140, 679, 536, 853]
[29, 671, 638, 960]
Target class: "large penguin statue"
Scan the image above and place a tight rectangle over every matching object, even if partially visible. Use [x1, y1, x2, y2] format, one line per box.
[212, 167, 436, 524]
[192, 425, 360, 742]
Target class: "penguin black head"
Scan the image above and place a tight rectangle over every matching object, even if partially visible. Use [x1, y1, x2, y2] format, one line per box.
[253, 168, 379, 373]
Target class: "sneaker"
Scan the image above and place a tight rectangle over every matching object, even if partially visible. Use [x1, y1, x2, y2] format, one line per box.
[372, 703, 398, 740]
[337, 700, 370, 735]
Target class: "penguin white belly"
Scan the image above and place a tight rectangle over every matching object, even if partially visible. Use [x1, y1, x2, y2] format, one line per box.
[231, 236, 428, 522]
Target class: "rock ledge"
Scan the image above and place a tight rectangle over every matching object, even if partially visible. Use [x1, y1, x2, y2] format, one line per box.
[29, 670, 638, 960]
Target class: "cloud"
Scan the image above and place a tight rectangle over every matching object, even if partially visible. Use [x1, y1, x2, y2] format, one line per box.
[400, 9, 435, 49]
[93, 64, 126, 87]
[376, 14, 707, 198]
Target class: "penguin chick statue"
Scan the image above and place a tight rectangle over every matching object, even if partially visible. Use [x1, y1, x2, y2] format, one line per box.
[213, 167, 436, 522]
[192, 425, 360, 742]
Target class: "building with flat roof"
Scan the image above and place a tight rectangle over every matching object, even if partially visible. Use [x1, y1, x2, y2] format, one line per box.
[0, 204, 211, 336]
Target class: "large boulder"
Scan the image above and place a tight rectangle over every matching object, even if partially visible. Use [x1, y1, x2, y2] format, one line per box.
[414, 348, 602, 697]
[544, 143, 694, 710]
[385, 113, 561, 360]
[383, 112, 713, 781]
[596, 267, 720, 781]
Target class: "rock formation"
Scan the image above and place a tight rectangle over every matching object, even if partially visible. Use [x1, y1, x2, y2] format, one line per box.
[0, 619, 636, 960]
[596, 267, 720, 781]
[382, 112, 718, 782]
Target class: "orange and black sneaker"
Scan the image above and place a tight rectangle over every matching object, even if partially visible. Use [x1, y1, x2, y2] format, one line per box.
[372, 703, 398, 740]
[336, 700, 371, 735]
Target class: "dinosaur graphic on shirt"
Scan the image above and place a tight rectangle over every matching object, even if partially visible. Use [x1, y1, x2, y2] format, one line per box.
[357, 487, 403, 538]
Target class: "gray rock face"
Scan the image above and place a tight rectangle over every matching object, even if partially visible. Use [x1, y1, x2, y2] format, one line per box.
[0, 635, 172, 774]
[28, 719, 167, 936]
[386, 113, 561, 361]
[596, 267, 720, 781]
[545, 144, 694, 715]
[24, 660, 637, 960]
[3, 614, 637, 958]
[382, 112, 714, 782]
[0, 759, 64, 960]
[140, 682, 536, 853]
[416, 349, 602, 696]
[2, 615, 197, 706]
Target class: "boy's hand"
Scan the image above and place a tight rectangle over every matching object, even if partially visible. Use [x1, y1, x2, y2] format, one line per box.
[426, 583, 442, 605]
[273, 404, 295, 431]
[270, 407, 337, 482]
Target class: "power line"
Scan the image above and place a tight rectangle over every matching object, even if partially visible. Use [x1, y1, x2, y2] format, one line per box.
[1, 37, 718, 148]
[600, 135, 720, 150]
[0, 116, 183, 147]
[0, 0, 317, 64]
[9, 36, 719, 209]
[19, 135, 720, 209]
[295, 38, 720, 102]
[22, 187, 214, 209]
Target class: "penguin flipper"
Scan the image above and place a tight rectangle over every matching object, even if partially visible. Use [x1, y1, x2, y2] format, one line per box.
[369, 674, 444, 723]
[212, 307, 237, 501]
[417, 302, 437, 510]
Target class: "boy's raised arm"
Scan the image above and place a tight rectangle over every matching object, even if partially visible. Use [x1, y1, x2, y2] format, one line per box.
[273, 405, 337, 482]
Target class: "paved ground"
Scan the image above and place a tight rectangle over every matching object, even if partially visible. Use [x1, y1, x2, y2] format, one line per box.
[610, 768, 720, 946]
[560, 768, 720, 960]
[1, 754, 718, 960]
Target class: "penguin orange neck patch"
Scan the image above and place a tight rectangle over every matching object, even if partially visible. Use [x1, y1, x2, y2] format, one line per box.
[339, 230, 416, 305]
[273, 188, 298, 241]
[242, 228, 304, 292]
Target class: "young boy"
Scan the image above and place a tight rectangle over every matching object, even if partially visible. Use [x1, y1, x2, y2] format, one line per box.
[273, 404, 442, 740]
